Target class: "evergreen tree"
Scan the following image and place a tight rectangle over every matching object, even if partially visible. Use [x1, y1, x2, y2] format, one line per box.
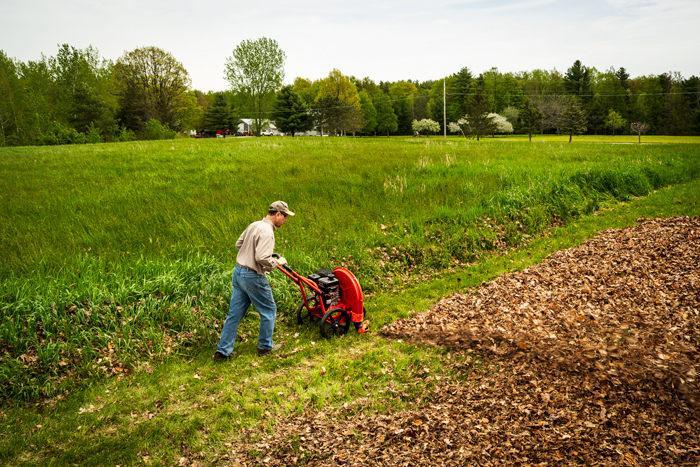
[463, 78, 496, 141]
[375, 93, 398, 137]
[559, 98, 588, 143]
[564, 60, 592, 98]
[392, 94, 413, 135]
[519, 99, 544, 142]
[270, 85, 311, 136]
[72, 81, 116, 138]
[447, 67, 473, 123]
[428, 79, 445, 128]
[204, 92, 239, 136]
[564, 60, 593, 131]
[615, 67, 630, 89]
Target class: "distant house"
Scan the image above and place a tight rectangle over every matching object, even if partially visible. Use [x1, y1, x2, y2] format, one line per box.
[238, 120, 251, 134]
[296, 129, 323, 136]
[238, 119, 284, 136]
[237, 118, 326, 136]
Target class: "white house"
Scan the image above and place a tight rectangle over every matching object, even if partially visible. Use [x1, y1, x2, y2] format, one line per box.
[238, 119, 284, 136]
[238, 118, 327, 136]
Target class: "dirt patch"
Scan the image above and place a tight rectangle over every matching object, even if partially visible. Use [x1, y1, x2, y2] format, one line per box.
[228, 217, 699, 466]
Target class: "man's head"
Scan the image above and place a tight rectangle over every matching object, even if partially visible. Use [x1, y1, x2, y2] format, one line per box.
[267, 201, 294, 227]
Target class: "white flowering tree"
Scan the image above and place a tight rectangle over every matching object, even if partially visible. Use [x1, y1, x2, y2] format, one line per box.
[488, 113, 514, 134]
[448, 121, 462, 134]
[449, 117, 471, 137]
[411, 118, 441, 137]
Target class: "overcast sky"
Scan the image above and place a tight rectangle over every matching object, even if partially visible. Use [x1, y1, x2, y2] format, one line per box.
[2, 0, 699, 92]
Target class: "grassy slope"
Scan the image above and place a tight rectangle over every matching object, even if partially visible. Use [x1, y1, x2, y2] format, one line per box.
[2, 135, 698, 278]
[1, 178, 699, 466]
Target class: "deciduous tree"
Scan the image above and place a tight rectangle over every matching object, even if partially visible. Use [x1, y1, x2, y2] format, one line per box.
[224, 37, 286, 136]
[317, 69, 360, 109]
[532, 95, 568, 134]
[604, 109, 626, 135]
[355, 77, 381, 98]
[292, 77, 318, 106]
[114, 46, 192, 133]
[630, 121, 650, 143]
[50, 44, 116, 135]
[411, 118, 440, 137]
[339, 106, 367, 137]
[0, 51, 23, 146]
[310, 95, 342, 135]
[488, 113, 513, 135]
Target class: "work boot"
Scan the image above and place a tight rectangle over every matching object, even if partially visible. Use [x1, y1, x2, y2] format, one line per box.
[213, 351, 237, 361]
[257, 344, 284, 357]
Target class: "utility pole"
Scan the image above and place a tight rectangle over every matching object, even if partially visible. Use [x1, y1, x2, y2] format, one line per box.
[443, 79, 446, 141]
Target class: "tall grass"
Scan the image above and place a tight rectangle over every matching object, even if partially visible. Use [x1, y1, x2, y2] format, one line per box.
[1, 137, 699, 400]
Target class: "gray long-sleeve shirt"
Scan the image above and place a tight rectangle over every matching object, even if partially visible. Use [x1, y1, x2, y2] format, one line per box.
[235, 218, 280, 275]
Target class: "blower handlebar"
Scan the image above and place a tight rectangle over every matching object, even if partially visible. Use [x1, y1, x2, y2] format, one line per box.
[271, 253, 294, 273]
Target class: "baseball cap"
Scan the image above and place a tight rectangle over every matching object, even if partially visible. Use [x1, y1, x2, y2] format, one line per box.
[269, 201, 295, 216]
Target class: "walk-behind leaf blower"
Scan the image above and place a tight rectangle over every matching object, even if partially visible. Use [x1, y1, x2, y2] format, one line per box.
[272, 254, 369, 338]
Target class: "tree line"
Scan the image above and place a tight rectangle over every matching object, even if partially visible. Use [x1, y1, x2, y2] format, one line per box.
[1, 40, 699, 147]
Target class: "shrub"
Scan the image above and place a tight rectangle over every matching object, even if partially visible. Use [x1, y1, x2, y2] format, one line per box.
[85, 123, 103, 144]
[141, 119, 177, 140]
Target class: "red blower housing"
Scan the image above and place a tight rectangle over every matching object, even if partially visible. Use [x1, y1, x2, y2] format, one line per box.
[273, 255, 368, 338]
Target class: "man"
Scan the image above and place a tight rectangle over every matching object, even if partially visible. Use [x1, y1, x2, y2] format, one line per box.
[213, 201, 294, 360]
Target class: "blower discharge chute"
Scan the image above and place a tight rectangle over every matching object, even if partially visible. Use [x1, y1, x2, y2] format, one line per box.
[272, 254, 369, 338]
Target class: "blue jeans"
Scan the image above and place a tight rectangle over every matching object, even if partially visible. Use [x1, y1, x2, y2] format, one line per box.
[216, 265, 277, 355]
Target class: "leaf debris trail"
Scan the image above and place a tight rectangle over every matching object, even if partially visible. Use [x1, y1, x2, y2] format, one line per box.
[232, 217, 700, 466]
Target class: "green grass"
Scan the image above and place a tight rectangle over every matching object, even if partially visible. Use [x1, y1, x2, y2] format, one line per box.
[1, 136, 700, 402]
[2, 136, 698, 277]
[0, 178, 698, 466]
[458, 134, 700, 144]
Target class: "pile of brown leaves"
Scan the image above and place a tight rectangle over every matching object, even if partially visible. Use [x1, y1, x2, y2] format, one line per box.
[227, 217, 699, 466]
[385, 216, 699, 408]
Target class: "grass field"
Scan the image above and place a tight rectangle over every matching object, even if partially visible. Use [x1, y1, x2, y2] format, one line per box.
[1, 136, 699, 465]
[465, 134, 700, 144]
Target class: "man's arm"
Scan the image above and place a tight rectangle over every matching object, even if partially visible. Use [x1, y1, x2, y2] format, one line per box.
[235, 229, 246, 250]
[255, 234, 279, 270]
